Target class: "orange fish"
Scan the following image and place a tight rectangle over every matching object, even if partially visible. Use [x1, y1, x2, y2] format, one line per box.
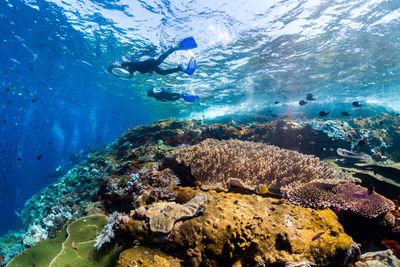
[72, 240, 77, 250]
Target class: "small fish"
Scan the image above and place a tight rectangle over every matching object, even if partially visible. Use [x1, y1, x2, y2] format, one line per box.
[267, 110, 272, 113]
[357, 139, 367, 146]
[298, 100, 307, 106]
[274, 101, 280, 104]
[367, 183, 375, 196]
[299, 115, 307, 119]
[333, 205, 341, 213]
[312, 231, 326, 241]
[72, 240, 77, 250]
[319, 111, 329, 117]
[337, 148, 372, 160]
[352, 190, 369, 199]
[392, 226, 400, 233]
[306, 93, 315, 101]
[32, 98, 38, 103]
[281, 104, 287, 106]
[271, 114, 278, 118]
[352, 101, 362, 107]
[0, 256, 3, 265]
[37, 154, 42, 160]
[88, 250, 93, 261]
[309, 141, 316, 145]
[342, 111, 350, 116]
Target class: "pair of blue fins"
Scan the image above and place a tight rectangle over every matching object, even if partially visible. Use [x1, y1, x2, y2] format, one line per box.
[179, 36, 198, 75]
[179, 36, 199, 103]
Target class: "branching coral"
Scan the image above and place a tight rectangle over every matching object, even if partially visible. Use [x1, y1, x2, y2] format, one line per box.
[163, 139, 355, 193]
[94, 211, 128, 250]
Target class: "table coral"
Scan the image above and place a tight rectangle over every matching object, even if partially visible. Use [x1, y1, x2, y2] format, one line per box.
[163, 138, 355, 193]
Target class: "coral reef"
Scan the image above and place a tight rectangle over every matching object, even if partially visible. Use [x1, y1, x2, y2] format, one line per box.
[163, 138, 355, 193]
[5, 116, 400, 265]
[0, 231, 25, 265]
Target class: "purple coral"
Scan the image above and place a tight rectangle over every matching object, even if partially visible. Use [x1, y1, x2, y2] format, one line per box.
[333, 183, 395, 218]
[286, 182, 395, 219]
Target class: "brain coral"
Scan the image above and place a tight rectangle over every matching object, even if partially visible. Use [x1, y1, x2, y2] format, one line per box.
[163, 139, 355, 193]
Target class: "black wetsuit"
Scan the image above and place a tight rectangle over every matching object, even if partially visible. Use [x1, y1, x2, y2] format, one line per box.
[147, 88, 183, 102]
[121, 47, 182, 75]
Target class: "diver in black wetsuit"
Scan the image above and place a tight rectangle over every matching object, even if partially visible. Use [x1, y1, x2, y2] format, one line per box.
[147, 88, 183, 102]
[108, 37, 198, 78]
[147, 88, 200, 103]
[121, 47, 182, 75]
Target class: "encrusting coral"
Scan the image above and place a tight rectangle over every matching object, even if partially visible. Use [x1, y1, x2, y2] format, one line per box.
[146, 192, 207, 234]
[163, 138, 356, 194]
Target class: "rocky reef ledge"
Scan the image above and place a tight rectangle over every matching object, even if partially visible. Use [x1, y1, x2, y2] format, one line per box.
[2, 116, 400, 266]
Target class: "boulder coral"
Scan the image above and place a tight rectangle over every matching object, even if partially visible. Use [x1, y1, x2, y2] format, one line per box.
[163, 139, 356, 194]
[121, 187, 357, 266]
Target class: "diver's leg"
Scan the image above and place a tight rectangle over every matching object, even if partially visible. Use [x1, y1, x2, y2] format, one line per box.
[156, 47, 178, 65]
[155, 66, 181, 75]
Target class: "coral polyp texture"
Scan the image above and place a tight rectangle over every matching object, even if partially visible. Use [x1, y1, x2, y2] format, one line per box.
[286, 182, 395, 222]
[333, 183, 395, 218]
[163, 138, 355, 193]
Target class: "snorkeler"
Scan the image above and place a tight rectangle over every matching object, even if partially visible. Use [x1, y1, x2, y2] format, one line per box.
[147, 88, 199, 103]
[108, 37, 198, 78]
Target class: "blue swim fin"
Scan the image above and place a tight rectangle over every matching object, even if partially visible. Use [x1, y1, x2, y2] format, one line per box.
[184, 94, 200, 102]
[179, 36, 197, 50]
[180, 57, 197, 75]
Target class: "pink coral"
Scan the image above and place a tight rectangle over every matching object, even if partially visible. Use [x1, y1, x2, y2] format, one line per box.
[333, 183, 395, 218]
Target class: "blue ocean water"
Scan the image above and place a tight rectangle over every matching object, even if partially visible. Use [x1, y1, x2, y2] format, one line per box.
[0, 0, 400, 237]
